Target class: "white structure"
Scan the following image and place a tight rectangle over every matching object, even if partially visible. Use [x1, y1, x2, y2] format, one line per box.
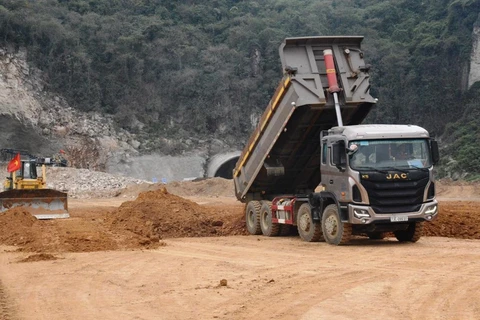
[468, 15, 480, 89]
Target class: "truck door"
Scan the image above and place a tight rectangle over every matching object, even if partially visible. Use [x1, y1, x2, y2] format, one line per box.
[320, 138, 349, 203]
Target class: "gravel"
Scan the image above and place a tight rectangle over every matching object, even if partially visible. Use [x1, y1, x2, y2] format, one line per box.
[45, 167, 151, 199]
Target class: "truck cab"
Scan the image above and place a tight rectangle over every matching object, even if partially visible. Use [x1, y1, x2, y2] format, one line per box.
[318, 124, 439, 243]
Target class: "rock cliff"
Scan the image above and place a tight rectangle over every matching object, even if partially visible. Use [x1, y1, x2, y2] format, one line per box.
[0, 46, 139, 170]
[468, 13, 480, 89]
[0, 46, 237, 181]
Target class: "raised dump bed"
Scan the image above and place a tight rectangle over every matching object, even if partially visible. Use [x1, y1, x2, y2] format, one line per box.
[234, 36, 376, 202]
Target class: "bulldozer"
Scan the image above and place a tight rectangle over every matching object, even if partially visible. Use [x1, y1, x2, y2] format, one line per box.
[0, 150, 69, 219]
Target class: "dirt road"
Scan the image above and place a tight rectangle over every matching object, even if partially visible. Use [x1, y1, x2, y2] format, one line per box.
[0, 179, 479, 320]
[1, 234, 480, 320]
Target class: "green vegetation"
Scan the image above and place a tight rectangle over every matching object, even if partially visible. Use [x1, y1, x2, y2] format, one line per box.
[0, 0, 479, 177]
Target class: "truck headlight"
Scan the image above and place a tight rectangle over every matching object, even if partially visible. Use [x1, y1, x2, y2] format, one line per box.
[425, 205, 438, 215]
[354, 208, 370, 219]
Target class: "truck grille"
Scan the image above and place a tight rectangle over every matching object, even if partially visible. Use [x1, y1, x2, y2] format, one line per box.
[360, 171, 430, 214]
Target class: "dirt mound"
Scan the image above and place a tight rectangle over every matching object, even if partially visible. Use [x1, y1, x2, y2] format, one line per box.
[165, 178, 234, 197]
[0, 187, 245, 253]
[108, 187, 245, 243]
[0, 208, 38, 246]
[0, 207, 119, 253]
[424, 201, 480, 239]
[1, 178, 479, 255]
[118, 177, 235, 199]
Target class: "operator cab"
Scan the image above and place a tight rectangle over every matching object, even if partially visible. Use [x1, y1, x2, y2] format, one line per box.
[20, 160, 38, 179]
[4, 160, 39, 191]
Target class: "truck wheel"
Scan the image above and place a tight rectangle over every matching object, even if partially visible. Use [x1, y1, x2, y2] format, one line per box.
[321, 204, 352, 245]
[394, 222, 423, 242]
[245, 201, 262, 235]
[367, 232, 385, 240]
[297, 203, 323, 242]
[260, 201, 280, 236]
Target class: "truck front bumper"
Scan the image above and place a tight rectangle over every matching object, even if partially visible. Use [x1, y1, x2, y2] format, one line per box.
[347, 200, 438, 225]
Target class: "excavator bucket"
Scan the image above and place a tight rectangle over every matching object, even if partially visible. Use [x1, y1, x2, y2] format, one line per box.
[0, 189, 69, 219]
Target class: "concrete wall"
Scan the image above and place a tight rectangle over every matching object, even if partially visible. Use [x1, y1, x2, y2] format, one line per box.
[106, 151, 241, 182]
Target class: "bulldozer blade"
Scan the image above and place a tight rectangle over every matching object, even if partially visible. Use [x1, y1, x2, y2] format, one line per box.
[0, 189, 69, 220]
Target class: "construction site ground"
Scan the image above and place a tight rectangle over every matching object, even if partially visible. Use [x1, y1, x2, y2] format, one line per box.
[1, 178, 480, 320]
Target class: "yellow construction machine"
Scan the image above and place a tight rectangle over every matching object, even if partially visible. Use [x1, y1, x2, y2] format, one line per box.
[0, 150, 69, 219]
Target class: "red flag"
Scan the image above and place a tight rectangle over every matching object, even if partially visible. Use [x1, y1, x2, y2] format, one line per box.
[7, 153, 21, 173]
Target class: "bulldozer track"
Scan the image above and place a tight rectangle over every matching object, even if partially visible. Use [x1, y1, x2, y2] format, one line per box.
[0, 280, 16, 320]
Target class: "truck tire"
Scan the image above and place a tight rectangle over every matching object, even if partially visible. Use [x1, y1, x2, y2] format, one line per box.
[394, 222, 424, 242]
[245, 201, 262, 235]
[260, 201, 280, 236]
[321, 204, 352, 245]
[297, 203, 323, 242]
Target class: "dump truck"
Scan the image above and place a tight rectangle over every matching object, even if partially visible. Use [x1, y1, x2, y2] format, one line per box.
[0, 151, 69, 220]
[233, 36, 439, 245]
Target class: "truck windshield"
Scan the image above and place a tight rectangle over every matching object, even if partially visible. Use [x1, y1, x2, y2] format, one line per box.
[348, 139, 432, 170]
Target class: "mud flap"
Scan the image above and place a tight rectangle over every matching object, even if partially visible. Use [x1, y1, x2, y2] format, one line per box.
[0, 189, 69, 220]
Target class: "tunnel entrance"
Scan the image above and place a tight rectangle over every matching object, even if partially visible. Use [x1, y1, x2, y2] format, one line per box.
[213, 157, 239, 179]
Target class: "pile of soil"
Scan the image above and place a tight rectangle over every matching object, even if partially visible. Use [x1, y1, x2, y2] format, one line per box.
[0, 185, 245, 254]
[165, 178, 234, 197]
[1, 178, 480, 255]
[0, 207, 120, 253]
[108, 187, 245, 243]
[424, 201, 480, 239]
[0, 208, 38, 247]
[118, 177, 234, 199]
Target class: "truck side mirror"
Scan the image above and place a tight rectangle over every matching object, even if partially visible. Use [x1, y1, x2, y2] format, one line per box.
[431, 140, 439, 165]
[332, 141, 347, 169]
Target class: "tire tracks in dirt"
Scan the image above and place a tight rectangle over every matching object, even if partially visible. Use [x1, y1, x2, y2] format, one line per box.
[0, 280, 16, 320]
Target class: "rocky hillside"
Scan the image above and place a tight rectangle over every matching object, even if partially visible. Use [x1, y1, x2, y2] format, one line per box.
[0, 46, 140, 170]
[0, 46, 235, 181]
